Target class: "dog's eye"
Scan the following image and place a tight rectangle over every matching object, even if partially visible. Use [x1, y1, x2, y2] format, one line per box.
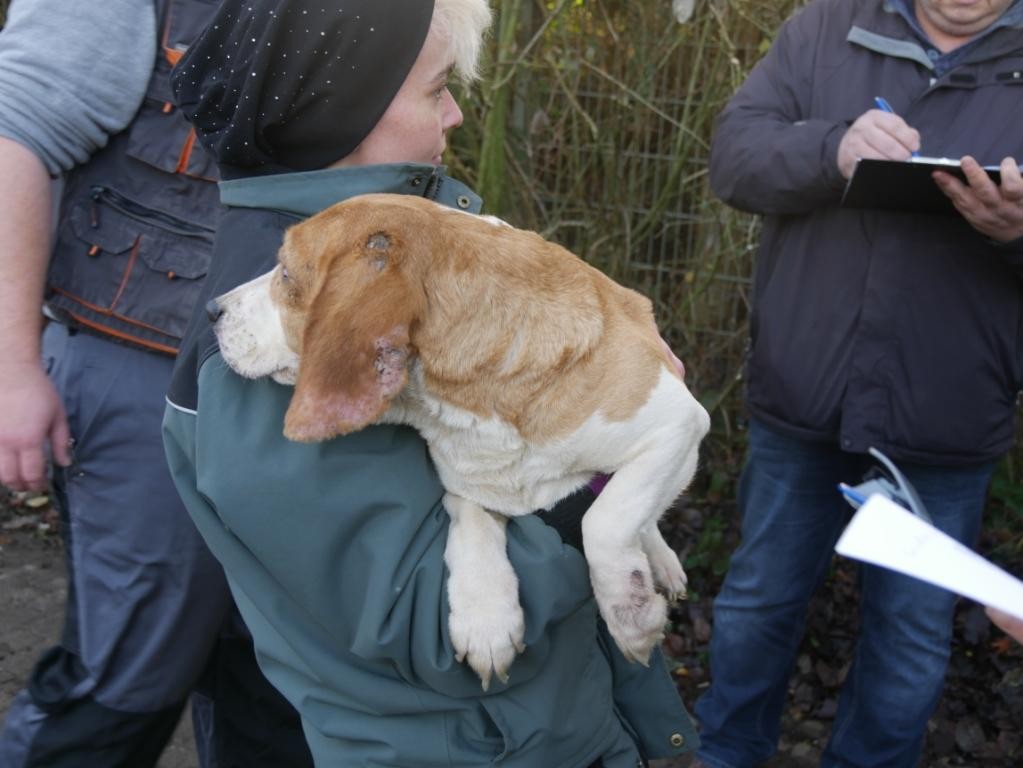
[280, 267, 290, 282]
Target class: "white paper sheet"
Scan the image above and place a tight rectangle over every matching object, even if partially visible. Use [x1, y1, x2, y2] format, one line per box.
[834, 494, 1023, 620]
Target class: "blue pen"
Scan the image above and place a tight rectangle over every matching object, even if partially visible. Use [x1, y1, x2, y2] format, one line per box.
[874, 96, 920, 158]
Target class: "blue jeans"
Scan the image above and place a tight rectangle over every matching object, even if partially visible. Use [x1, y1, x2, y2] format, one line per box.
[694, 419, 994, 768]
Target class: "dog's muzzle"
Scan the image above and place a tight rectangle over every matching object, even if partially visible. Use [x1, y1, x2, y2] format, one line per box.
[206, 298, 223, 323]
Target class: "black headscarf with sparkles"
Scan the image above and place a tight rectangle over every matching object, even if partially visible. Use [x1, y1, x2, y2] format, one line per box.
[172, 0, 435, 177]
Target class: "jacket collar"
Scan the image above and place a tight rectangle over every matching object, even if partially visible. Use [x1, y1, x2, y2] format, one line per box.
[848, 0, 1023, 72]
[885, 0, 1023, 32]
[217, 163, 483, 218]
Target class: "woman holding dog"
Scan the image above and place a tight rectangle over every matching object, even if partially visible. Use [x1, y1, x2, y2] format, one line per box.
[162, 1, 697, 765]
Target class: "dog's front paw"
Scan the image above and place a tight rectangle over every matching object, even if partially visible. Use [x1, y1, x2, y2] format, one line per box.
[447, 563, 525, 690]
[591, 557, 668, 665]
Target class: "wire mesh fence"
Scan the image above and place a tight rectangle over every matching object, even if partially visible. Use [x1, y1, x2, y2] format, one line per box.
[448, 0, 1023, 499]
[449, 0, 807, 468]
[9, 0, 1019, 498]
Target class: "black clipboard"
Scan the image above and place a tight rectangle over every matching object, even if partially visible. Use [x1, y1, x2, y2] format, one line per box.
[840, 157, 1002, 216]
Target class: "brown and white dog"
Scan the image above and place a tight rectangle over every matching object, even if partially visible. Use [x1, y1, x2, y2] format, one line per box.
[212, 193, 710, 687]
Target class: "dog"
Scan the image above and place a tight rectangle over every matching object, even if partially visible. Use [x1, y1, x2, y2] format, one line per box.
[211, 193, 710, 688]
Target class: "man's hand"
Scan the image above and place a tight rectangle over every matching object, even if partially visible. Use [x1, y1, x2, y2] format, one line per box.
[933, 156, 1023, 243]
[837, 109, 921, 179]
[0, 361, 71, 491]
[0, 139, 67, 491]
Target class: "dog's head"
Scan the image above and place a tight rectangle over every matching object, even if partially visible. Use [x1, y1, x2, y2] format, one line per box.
[213, 194, 431, 442]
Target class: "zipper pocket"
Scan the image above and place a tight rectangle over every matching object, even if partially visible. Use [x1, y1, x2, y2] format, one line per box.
[90, 185, 215, 242]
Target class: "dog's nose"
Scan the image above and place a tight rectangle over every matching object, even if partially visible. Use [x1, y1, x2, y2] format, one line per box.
[206, 298, 223, 323]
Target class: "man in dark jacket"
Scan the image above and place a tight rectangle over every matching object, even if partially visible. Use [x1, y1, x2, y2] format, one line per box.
[693, 1, 1023, 767]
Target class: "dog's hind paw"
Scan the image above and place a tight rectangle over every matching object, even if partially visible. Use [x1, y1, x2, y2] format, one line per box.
[593, 561, 668, 665]
[640, 526, 688, 602]
[646, 541, 688, 602]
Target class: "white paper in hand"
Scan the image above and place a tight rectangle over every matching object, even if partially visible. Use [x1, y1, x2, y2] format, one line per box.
[835, 494, 1023, 621]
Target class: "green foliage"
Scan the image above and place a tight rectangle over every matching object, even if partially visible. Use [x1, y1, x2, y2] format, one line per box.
[986, 455, 1023, 558]
[685, 511, 732, 580]
[476, 0, 526, 213]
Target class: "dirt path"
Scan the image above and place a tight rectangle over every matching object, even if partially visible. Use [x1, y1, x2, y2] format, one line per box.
[0, 510, 197, 768]
[0, 501, 699, 768]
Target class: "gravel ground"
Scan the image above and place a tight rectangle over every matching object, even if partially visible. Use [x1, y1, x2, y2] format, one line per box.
[5, 490, 1020, 767]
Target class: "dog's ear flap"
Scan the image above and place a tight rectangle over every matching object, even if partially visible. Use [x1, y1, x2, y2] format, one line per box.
[283, 264, 417, 442]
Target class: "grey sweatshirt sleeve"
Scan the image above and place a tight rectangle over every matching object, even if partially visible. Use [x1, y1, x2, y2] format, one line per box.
[0, 0, 157, 176]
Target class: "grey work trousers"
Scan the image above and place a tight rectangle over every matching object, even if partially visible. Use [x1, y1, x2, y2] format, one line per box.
[0, 323, 231, 767]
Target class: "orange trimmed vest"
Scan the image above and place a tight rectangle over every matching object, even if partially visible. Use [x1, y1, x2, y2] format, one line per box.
[45, 0, 220, 355]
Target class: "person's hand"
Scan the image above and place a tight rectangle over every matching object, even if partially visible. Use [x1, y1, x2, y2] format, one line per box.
[932, 156, 1023, 243]
[659, 335, 686, 379]
[0, 361, 71, 491]
[648, 318, 685, 379]
[986, 606, 1023, 644]
[837, 109, 921, 179]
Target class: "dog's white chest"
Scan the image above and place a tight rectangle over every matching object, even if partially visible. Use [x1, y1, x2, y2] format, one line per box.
[385, 365, 592, 514]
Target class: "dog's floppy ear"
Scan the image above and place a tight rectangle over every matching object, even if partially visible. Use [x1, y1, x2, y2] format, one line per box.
[283, 232, 419, 442]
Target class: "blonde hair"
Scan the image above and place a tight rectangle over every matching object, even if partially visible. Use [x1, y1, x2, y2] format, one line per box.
[431, 0, 493, 82]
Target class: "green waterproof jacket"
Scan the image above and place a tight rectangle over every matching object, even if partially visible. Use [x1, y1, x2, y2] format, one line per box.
[162, 163, 698, 767]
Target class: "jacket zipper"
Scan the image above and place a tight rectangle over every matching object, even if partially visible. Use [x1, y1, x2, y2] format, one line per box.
[90, 186, 215, 241]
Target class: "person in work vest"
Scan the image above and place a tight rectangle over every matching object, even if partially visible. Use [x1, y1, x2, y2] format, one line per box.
[0, 1, 311, 766]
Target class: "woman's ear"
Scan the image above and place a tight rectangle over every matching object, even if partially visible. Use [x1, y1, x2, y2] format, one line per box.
[283, 263, 417, 442]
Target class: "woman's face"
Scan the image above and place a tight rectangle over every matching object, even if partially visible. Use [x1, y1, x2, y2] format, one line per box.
[333, 27, 464, 168]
